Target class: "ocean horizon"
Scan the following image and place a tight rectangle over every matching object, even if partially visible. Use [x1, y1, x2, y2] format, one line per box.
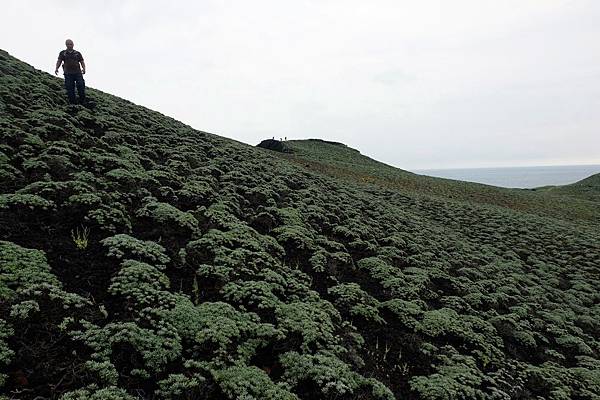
[413, 164, 600, 189]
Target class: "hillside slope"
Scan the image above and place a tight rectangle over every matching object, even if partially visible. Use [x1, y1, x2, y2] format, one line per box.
[537, 173, 600, 203]
[273, 139, 600, 223]
[1, 50, 600, 400]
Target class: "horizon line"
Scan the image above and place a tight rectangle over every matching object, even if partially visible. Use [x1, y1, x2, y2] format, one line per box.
[412, 163, 600, 172]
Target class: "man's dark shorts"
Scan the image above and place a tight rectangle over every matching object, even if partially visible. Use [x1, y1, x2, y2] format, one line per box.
[64, 72, 85, 105]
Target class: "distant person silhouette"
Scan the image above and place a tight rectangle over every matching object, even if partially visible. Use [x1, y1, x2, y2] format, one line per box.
[55, 39, 86, 105]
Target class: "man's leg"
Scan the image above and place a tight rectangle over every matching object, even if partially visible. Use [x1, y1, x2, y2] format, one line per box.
[75, 73, 86, 104]
[64, 74, 76, 104]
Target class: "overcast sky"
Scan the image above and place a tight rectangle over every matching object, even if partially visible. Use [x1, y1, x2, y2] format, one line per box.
[2, 1, 599, 170]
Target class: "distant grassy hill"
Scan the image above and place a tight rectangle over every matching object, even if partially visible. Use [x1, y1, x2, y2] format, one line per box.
[535, 173, 600, 203]
[270, 139, 600, 223]
[1, 49, 599, 400]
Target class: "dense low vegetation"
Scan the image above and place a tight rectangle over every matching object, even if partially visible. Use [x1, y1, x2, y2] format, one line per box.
[536, 174, 600, 203]
[1, 49, 599, 399]
[278, 139, 600, 223]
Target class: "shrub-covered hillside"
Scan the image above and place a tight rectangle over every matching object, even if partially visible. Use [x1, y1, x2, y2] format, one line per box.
[1, 49, 599, 399]
[279, 139, 600, 223]
[537, 173, 600, 203]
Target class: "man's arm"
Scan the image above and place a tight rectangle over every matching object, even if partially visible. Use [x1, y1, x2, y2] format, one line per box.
[55, 52, 63, 75]
[80, 60, 86, 74]
[55, 60, 62, 75]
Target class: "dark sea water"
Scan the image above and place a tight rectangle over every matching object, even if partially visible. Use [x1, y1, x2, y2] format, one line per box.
[413, 164, 600, 189]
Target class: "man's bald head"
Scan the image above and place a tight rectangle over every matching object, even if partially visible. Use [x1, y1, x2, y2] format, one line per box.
[65, 39, 74, 50]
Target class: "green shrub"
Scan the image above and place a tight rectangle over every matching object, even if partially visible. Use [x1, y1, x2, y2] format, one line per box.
[381, 298, 425, 330]
[176, 179, 214, 208]
[275, 299, 340, 351]
[212, 365, 298, 400]
[308, 249, 328, 272]
[165, 299, 281, 364]
[223, 280, 283, 311]
[59, 384, 137, 400]
[0, 240, 58, 301]
[280, 351, 394, 399]
[136, 198, 199, 234]
[86, 203, 132, 233]
[272, 225, 315, 253]
[0, 193, 55, 211]
[105, 168, 158, 190]
[155, 372, 208, 399]
[108, 259, 172, 310]
[101, 234, 170, 267]
[69, 320, 182, 377]
[409, 346, 487, 400]
[328, 283, 384, 324]
[0, 319, 15, 388]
